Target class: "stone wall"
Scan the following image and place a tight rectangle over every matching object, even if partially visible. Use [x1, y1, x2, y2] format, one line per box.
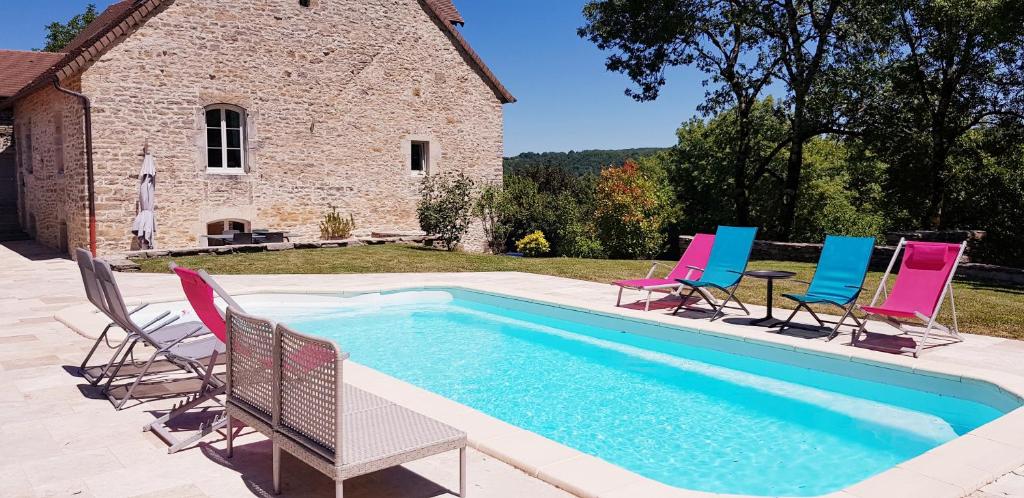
[11, 81, 89, 255]
[61, 0, 504, 255]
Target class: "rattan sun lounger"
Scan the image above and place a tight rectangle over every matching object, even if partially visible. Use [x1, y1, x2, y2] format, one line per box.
[224, 308, 468, 497]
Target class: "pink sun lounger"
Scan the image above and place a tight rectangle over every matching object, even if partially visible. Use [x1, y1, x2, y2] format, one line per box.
[143, 263, 246, 453]
[613, 233, 715, 310]
[853, 239, 967, 357]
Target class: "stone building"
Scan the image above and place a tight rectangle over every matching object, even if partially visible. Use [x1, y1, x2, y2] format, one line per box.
[0, 0, 513, 256]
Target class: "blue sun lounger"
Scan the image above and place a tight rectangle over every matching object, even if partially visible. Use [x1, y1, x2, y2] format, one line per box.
[778, 235, 875, 340]
[673, 226, 758, 320]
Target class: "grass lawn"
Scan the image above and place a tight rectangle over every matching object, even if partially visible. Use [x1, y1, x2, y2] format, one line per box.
[136, 244, 1024, 340]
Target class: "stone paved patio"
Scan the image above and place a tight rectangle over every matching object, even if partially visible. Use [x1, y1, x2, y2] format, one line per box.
[1, 239, 1022, 497]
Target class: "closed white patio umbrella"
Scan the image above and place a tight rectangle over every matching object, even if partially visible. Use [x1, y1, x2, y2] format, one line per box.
[131, 152, 157, 249]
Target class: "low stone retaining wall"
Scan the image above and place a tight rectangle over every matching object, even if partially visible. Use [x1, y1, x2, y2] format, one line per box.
[114, 235, 437, 271]
[679, 236, 1024, 287]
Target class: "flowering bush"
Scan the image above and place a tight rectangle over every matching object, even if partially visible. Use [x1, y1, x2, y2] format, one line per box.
[515, 230, 551, 257]
[417, 171, 475, 251]
[594, 160, 675, 259]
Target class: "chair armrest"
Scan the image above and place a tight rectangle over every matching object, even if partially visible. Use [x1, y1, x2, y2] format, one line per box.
[646, 261, 672, 279]
[127, 303, 149, 315]
[792, 279, 812, 285]
[137, 310, 173, 331]
[686, 265, 705, 272]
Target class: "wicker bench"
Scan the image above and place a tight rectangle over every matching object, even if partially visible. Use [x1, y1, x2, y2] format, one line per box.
[224, 308, 467, 497]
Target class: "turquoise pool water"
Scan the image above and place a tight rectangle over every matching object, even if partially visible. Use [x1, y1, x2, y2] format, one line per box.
[256, 290, 1004, 496]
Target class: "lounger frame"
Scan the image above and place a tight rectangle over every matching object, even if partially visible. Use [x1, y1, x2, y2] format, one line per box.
[852, 239, 966, 357]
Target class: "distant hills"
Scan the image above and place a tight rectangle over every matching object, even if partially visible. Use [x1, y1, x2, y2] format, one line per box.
[503, 148, 668, 175]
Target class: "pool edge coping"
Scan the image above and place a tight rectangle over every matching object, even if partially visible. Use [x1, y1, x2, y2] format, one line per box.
[53, 278, 1024, 498]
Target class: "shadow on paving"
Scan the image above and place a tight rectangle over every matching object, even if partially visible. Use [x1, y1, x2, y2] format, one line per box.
[1, 240, 69, 261]
[200, 440, 455, 498]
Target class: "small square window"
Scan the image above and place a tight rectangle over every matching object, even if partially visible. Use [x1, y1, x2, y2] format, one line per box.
[411, 141, 428, 173]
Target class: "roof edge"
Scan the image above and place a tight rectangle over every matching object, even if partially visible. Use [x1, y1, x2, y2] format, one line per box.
[2, 0, 160, 108]
[3, 0, 514, 107]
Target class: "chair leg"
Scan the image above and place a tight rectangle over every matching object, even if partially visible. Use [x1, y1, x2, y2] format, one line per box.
[778, 305, 802, 331]
[110, 347, 163, 410]
[732, 294, 750, 315]
[459, 446, 467, 497]
[336, 480, 344, 498]
[273, 443, 281, 494]
[615, 287, 623, 307]
[226, 415, 234, 458]
[644, 291, 653, 311]
[672, 288, 697, 315]
[89, 332, 137, 386]
[805, 307, 826, 327]
[101, 338, 140, 394]
[712, 287, 744, 321]
[828, 305, 856, 341]
[851, 312, 870, 346]
[79, 323, 113, 376]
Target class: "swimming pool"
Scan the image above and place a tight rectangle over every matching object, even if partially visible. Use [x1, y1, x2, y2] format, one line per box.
[246, 289, 1010, 496]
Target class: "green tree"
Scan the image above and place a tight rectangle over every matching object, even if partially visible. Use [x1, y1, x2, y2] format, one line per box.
[594, 160, 677, 259]
[579, 0, 786, 226]
[41, 4, 98, 52]
[792, 139, 888, 242]
[473, 183, 513, 254]
[417, 171, 475, 251]
[660, 99, 789, 237]
[754, 0, 886, 240]
[860, 0, 1024, 228]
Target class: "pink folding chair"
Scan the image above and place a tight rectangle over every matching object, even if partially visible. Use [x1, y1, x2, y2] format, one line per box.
[143, 263, 246, 452]
[852, 239, 967, 357]
[613, 233, 715, 310]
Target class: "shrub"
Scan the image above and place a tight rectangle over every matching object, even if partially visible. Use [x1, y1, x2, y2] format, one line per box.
[473, 183, 512, 254]
[516, 230, 551, 257]
[559, 220, 605, 258]
[319, 206, 355, 239]
[594, 160, 676, 259]
[417, 171, 475, 251]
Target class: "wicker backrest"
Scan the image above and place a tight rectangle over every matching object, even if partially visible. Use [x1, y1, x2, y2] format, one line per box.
[225, 307, 277, 423]
[277, 323, 348, 461]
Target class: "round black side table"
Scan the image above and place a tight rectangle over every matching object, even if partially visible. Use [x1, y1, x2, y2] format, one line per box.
[742, 270, 797, 326]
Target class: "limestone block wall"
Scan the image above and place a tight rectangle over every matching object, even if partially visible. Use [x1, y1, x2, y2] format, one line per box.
[76, 0, 505, 255]
[11, 81, 89, 255]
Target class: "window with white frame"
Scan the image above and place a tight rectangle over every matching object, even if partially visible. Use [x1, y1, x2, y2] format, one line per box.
[205, 105, 246, 173]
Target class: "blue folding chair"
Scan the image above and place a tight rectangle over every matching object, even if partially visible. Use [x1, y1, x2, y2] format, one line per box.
[778, 235, 875, 340]
[673, 226, 758, 320]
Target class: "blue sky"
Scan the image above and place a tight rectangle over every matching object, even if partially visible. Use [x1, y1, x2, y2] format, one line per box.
[1, 1, 708, 155]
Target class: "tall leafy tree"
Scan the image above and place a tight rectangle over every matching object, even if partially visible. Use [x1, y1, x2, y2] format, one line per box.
[862, 0, 1024, 228]
[579, 0, 787, 226]
[41, 4, 98, 52]
[753, 0, 883, 240]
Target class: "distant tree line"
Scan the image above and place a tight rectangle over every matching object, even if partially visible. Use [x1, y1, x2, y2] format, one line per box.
[503, 148, 666, 176]
[572, 0, 1024, 266]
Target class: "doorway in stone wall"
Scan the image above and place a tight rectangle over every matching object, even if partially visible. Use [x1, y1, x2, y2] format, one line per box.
[0, 146, 26, 241]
